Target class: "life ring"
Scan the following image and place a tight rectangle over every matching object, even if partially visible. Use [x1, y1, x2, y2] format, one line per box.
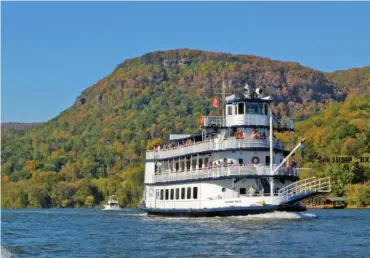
[252, 156, 260, 165]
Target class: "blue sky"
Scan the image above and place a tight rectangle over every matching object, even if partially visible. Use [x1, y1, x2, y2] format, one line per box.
[2, 1, 370, 122]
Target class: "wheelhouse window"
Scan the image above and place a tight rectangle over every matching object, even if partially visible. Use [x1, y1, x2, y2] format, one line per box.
[227, 105, 233, 115]
[187, 187, 191, 199]
[181, 188, 185, 199]
[193, 187, 198, 199]
[247, 103, 259, 114]
[175, 188, 180, 200]
[259, 103, 264, 114]
[170, 189, 174, 200]
[237, 103, 245, 115]
[165, 189, 169, 200]
[160, 189, 164, 200]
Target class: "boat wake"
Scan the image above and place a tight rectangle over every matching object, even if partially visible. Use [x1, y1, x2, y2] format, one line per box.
[1, 246, 17, 258]
[229, 211, 317, 220]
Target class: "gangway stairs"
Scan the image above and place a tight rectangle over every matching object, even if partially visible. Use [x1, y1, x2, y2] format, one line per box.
[278, 177, 331, 205]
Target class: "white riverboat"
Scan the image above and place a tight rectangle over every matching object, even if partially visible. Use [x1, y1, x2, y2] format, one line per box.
[103, 195, 121, 210]
[140, 85, 331, 217]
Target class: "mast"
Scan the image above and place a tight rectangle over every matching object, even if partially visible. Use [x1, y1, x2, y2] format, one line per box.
[269, 110, 274, 196]
[222, 79, 226, 126]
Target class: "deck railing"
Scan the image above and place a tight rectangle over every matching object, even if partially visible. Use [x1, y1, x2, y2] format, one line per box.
[146, 138, 284, 160]
[149, 164, 296, 183]
[278, 177, 331, 203]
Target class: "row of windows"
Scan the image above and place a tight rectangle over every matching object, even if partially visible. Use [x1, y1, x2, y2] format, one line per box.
[158, 187, 198, 200]
[227, 103, 268, 115]
[155, 156, 272, 174]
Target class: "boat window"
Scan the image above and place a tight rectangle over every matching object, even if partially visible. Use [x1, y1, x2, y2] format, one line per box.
[170, 189, 174, 200]
[181, 188, 185, 199]
[187, 187, 191, 199]
[240, 188, 246, 195]
[160, 189, 164, 200]
[238, 103, 245, 115]
[186, 161, 191, 171]
[175, 162, 179, 172]
[175, 188, 180, 200]
[227, 105, 233, 115]
[222, 188, 226, 192]
[246, 103, 259, 114]
[198, 159, 203, 169]
[165, 189, 169, 200]
[264, 104, 268, 115]
[204, 158, 209, 166]
[180, 161, 185, 172]
[265, 156, 270, 166]
[192, 159, 196, 170]
[238, 158, 243, 165]
[193, 187, 198, 199]
[259, 103, 264, 114]
[156, 189, 160, 198]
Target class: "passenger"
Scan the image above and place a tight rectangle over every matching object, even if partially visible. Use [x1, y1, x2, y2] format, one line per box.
[248, 186, 256, 197]
[256, 131, 261, 139]
[242, 132, 247, 139]
[261, 132, 266, 140]
[250, 129, 258, 139]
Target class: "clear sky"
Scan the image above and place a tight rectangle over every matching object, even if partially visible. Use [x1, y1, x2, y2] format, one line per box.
[2, 1, 370, 122]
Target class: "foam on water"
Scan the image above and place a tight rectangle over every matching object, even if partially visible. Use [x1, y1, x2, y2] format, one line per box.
[229, 211, 317, 220]
[1, 246, 17, 258]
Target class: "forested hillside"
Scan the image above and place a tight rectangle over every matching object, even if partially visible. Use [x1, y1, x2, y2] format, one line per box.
[1, 49, 368, 208]
[276, 93, 370, 206]
[327, 66, 370, 95]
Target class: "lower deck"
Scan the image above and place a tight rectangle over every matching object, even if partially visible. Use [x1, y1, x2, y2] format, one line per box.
[143, 177, 297, 210]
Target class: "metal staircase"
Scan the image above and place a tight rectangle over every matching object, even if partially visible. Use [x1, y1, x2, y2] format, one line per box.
[278, 177, 331, 204]
[259, 178, 271, 195]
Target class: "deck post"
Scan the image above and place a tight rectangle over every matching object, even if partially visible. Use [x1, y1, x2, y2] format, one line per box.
[270, 111, 274, 196]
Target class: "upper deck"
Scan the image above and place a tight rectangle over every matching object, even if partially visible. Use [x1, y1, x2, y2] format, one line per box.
[146, 137, 284, 160]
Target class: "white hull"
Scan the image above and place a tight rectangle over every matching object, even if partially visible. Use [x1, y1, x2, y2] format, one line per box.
[103, 205, 121, 210]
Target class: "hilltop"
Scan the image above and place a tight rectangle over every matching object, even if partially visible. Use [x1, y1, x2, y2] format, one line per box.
[1, 49, 368, 208]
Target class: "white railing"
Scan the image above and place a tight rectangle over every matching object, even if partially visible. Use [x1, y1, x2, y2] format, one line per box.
[150, 164, 295, 183]
[278, 177, 331, 203]
[146, 138, 284, 160]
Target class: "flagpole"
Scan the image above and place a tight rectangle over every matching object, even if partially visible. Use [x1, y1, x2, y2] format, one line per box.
[222, 80, 226, 126]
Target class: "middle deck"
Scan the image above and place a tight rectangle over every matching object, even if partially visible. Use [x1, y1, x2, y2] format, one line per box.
[146, 138, 284, 160]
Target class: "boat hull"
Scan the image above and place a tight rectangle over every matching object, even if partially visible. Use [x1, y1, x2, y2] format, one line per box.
[103, 205, 121, 210]
[142, 204, 305, 217]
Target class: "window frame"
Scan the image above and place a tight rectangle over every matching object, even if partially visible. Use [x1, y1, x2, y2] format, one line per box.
[187, 187, 192, 199]
[181, 188, 186, 199]
[193, 187, 198, 199]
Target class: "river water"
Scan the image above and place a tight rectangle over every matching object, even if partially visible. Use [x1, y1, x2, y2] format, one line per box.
[1, 209, 369, 257]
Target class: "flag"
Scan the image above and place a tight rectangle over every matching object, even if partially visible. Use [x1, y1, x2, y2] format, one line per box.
[212, 96, 219, 108]
[200, 116, 205, 125]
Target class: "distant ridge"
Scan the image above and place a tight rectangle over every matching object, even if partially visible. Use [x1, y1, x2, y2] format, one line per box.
[1, 122, 44, 131]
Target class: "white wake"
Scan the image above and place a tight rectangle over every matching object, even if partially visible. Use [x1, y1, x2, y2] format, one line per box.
[229, 211, 317, 220]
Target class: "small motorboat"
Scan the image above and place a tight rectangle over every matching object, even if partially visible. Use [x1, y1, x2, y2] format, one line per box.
[103, 195, 121, 210]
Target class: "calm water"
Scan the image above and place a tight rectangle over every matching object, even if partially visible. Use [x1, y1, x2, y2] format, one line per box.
[1, 209, 369, 258]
